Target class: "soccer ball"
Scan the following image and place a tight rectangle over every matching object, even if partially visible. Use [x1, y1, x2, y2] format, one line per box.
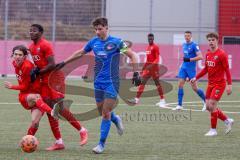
[20, 135, 39, 153]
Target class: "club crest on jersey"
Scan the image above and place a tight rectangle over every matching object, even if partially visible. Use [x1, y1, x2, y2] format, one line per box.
[215, 89, 220, 95]
[37, 47, 41, 53]
[214, 56, 218, 60]
[104, 42, 117, 52]
[32, 55, 41, 61]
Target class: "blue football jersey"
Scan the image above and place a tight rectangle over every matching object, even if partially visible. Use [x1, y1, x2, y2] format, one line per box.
[181, 41, 200, 69]
[84, 35, 126, 83]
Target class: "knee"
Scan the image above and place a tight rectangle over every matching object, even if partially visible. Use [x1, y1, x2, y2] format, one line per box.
[102, 110, 111, 119]
[206, 101, 216, 112]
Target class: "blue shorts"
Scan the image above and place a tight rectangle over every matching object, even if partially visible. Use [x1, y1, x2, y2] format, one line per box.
[94, 82, 119, 103]
[178, 67, 196, 80]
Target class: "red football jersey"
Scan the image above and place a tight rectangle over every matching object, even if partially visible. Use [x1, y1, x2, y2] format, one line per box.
[143, 43, 160, 70]
[29, 38, 54, 83]
[196, 48, 232, 86]
[12, 60, 40, 93]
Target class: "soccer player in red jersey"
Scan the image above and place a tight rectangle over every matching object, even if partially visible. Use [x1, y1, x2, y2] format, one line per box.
[29, 24, 88, 150]
[4, 45, 55, 136]
[127, 33, 166, 107]
[191, 32, 234, 136]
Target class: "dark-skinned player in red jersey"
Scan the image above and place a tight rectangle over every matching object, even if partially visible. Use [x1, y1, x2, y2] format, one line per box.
[190, 32, 234, 136]
[127, 33, 166, 107]
[29, 24, 88, 150]
[4, 45, 55, 137]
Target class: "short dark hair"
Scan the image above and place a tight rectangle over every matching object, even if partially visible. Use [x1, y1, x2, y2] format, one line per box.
[185, 31, 192, 34]
[12, 45, 28, 56]
[92, 17, 108, 27]
[206, 32, 219, 40]
[31, 24, 44, 33]
[148, 33, 154, 37]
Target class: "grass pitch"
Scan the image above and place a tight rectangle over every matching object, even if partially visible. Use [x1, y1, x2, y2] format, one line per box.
[0, 79, 240, 160]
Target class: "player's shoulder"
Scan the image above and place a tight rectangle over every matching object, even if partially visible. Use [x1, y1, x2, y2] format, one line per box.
[22, 60, 34, 70]
[39, 38, 52, 47]
[108, 35, 122, 43]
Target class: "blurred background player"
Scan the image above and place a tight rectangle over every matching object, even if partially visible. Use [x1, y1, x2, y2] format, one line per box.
[55, 17, 140, 154]
[172, 31, 206, 111]
[4, 45, 55, 137]
[191, 32, 234, 136]
[29, 24, 88, 150]
[127, 33, 166, 107]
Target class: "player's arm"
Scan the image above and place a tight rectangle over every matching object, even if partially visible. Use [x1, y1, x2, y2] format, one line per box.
[189, 51, 203, 62]
[5, 66, 31, 91]
[190, 56, 208, 83]
[39, 55, 56, 74]
[65, 49, 87, 65]
[222, 53, 232, 95]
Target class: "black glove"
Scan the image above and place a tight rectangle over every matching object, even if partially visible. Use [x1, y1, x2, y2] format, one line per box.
[55, 61, 65, 70]
[132, 72, 141, 86]
[30, 67, 40, 82]
[183, 57, 191, 62]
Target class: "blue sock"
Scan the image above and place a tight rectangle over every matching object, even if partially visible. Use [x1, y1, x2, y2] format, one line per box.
[197, 89, 205, 102]
[99, 118, 111, 147]
[178, 88, 184, 106]
[111, 112, 118, 125]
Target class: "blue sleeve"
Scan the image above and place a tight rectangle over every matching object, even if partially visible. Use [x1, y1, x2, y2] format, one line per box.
[83, 39, 93, 53]
[193, 43, 200, 52]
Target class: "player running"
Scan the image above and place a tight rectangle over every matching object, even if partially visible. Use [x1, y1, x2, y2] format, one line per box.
[55, 17, 140, 154]
[4, 45, 56, 137]
[172, 31, 206, 111]
[190, 32, 234, 136]
[127, 33, 166, 107]
[29, 24, 88, 150]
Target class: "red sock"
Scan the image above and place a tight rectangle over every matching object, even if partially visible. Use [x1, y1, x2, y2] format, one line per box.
[27, 127, 38, 136]
[216, 108, 227, 121]
[60, 108, 81, 130]
[210, 110, 218, 129]
[35, 99, 52, 114]
[156, 84, 164, 99]
[136, 84, 145, 98]
[47, 114, 62, 140]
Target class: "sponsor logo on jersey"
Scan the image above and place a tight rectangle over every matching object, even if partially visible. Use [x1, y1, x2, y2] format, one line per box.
[32, 55, 41, 61]
[206, 61, 215, 67]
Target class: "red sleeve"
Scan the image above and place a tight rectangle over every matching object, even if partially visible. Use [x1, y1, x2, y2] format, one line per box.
[11, 63, 32, 91]
[196, 55, 208, 80]
[153, 45, 160, 64]
[42, 41, 54, 58]
[221, 53, 232, 85]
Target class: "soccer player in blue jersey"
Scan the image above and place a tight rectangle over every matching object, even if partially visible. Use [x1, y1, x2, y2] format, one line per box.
[55, 17, 140, 154]
[172, 31, 206, 111]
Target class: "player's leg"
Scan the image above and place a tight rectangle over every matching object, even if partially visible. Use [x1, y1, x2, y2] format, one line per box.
[210, 85, 234, 134]
[27, 108, 43, 135]
[172, 68, 186, 110]
[52, 98, 88, 146]
[127, 75, 150, 105]
[188, 70, 206, 111]
[26, 94, 52, 114]
[152, 71, 166, 108]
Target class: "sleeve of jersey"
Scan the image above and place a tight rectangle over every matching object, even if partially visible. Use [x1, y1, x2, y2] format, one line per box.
[43, 42, 54, 58]
[11, 65, 31, 91]
[194, 43, 200, 52]
[196, 59, 208, 80]
[222, 54, 232, 85]
[153, 46, 160, 64]
[83, 39, 93, 53]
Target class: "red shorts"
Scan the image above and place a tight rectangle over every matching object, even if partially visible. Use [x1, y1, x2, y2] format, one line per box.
[142, 68, 160, 79]
[205, 83, 226, 101]
[41, 83, 64, 100]
[18, 93, 45, 114]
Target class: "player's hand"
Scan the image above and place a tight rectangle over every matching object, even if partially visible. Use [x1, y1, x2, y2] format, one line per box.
[30, 67, 40, 83]
[226, 85, 232, 95]
[132, 72, 141, 86]
[190, 77, 196, 84]
[4, 81, 13, 89]
[183, 57, 191, 62]
[55, 61, 65, 70]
